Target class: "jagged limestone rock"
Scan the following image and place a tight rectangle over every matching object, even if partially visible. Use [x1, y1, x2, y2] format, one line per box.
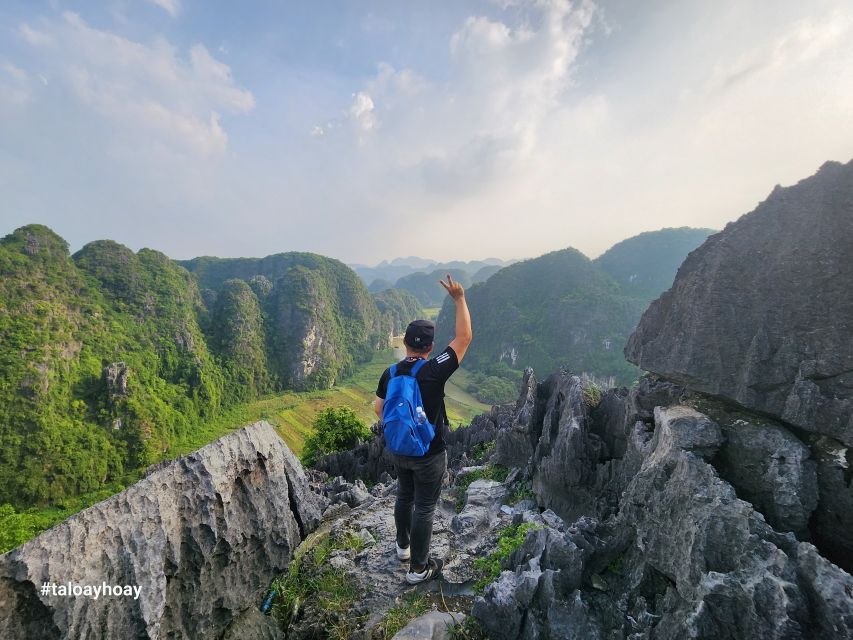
[473, 405, 853, 640]
[625, 159, 853, 446]
[714, 416, 818, 538]
[0, 421, 320, 640]
[391, 611, 465, 639]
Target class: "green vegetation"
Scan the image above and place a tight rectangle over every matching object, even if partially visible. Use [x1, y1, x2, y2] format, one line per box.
[0, 485, 126, 552]
[394, 269, 472, 306]
[593, 227, 716, 299]
[473, 522, 543, 591]
[434, 231, 713, 392]
[1, 225, 488, 550]
[582, 380, 603, 408]
[454, 464, 509, 512]
[507, 482, 535, 506]
[471, 440, 496, 462]
[301, 407, 372, 466]
[373, 288, 424, 335]
[449, 616, 489, 640]
[270, 530, 366, 638]
[465, 370, 518, 404]
[375, 592, 433, 639]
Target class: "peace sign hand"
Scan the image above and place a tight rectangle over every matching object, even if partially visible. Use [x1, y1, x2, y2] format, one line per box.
[439, 273, 465, 300]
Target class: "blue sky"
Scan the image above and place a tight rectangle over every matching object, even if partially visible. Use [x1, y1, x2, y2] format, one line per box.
[1, 0, 852, 264]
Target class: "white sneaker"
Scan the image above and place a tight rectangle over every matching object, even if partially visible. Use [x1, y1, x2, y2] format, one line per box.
[405, 557, 444, 584]
[396, 543, 410, 561]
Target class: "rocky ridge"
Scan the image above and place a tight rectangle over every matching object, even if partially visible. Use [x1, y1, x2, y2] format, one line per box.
[0, 422, 320, 640]
[313, 369, 853, 639]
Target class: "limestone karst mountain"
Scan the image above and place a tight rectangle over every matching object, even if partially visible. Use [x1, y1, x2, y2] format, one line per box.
[0, 226, 391, 516]
[626, 160, 853, 446]
[433, 228, 715, 387]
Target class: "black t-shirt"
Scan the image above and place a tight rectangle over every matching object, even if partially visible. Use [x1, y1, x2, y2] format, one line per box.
[376, 345, 459, 457]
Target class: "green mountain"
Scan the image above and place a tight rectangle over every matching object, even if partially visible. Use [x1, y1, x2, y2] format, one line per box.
[594, 227, 716, 299]
[373, 288, 424, 335]
[394, 268, 472, 306]
[0, 225, 383, 509]
[179, 252, 384, 390]
[435, 228, 714, 387]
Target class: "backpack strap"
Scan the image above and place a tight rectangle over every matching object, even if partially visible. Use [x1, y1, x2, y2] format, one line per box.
[390, 363, 398, 378]
[411, 359, 428, 376]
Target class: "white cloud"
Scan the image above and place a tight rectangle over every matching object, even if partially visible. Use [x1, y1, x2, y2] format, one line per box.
[349, 91, 376, 131]
[21, 11, 253, 155]
[327, 0, 597, 197]
[146, 0, 181, 18]
[19, 24, 54, 46]
[0, 61, 30, 107]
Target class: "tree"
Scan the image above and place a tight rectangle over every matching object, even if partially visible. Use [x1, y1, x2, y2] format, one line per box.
[301, 407, 372, 466]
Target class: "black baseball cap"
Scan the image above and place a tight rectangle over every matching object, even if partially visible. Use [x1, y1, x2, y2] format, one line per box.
[404, 319, 434, 349]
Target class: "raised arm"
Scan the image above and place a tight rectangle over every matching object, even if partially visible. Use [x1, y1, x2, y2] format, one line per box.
[439, 273, 472, 362]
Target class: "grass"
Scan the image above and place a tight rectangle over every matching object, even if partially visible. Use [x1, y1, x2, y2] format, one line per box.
[472, 522, 543, 591]
[454, 464, 510, 512]
[471, 440, 496, 462]
[507, 482, 535, 506]
[449, 616, 489, 639]
[270, 530, 368, 638]
[375, 592, 433, 639]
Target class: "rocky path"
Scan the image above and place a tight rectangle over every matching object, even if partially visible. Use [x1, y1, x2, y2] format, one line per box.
[312, 474, 517, 638]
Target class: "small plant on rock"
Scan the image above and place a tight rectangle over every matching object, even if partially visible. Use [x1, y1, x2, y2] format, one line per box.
[473, 522, 542, 591]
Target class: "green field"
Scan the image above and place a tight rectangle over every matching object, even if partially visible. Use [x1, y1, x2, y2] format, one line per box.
[421, 306, 441, 321]
[1, 346, 490, 551]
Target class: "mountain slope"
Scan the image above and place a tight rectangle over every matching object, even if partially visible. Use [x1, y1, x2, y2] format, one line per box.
[435, 228, 714, 386]
[594, 226, 716, 299]
[0, 227, 386, 510]
[436, 248, 647, 385]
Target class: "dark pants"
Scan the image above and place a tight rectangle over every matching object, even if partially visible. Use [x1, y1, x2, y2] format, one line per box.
[393, 449, 447, 570]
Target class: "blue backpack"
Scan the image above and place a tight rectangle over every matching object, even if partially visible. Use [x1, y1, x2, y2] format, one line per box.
[382, 360, 435, 456]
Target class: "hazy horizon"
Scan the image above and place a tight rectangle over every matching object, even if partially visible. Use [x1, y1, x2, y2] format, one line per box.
[2, 0, 851, 264]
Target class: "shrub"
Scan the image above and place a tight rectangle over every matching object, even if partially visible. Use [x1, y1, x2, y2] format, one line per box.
[301, 407, 372, 466]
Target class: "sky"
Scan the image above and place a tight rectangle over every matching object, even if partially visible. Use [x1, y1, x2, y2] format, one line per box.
[1, 0, 852, 265]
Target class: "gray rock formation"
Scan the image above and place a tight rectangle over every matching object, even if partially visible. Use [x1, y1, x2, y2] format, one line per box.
[391, 611, 465, 639]
[810, 436, 853, 571]
[474, 406, 853, 639]
[625, 159, 853, 446]
[0, 421, 320, 640]
[713, 413, 819, 538]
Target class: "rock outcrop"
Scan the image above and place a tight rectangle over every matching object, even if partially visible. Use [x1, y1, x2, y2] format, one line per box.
[625, 159, 853, 446]
[0, 421, 320, 640]
[473, 403, 853, 639]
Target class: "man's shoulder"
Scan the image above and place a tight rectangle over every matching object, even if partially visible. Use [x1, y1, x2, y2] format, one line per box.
[429, 345, 457, 366]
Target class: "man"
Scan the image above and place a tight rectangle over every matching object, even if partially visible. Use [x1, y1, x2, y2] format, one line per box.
[374, 274, 472, 584]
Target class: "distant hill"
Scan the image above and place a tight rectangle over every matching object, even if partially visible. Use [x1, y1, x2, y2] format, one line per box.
[372, 288, 424, 335]
[394, 268, 473, 307]
[435, 228, 714, 387]
[435, 248, 647, 386]
[351, 257, 515, 289]
[471, 264, 502, 284]
[594, 227, 716, 299]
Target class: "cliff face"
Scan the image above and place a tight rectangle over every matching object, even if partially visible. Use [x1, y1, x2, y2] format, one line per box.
[0, 422, 320, 640]
[625, 159, 853, 446]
